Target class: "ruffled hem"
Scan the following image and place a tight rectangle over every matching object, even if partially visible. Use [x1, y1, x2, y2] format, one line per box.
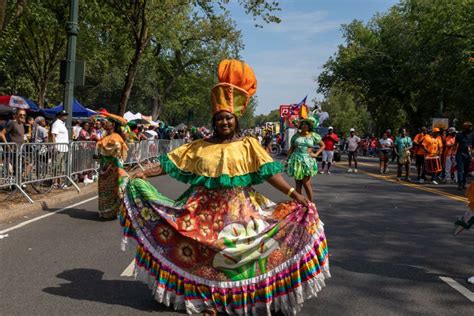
[287, 154, 318, 180]
[159, 154, 283, 189]
[119, 199, 330, 315]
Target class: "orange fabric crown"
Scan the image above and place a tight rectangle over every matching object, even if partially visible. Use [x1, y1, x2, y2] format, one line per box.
[211, 59, 257, 117]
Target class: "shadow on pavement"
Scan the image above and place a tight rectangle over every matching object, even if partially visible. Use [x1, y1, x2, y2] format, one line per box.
[43, 269, 173, 312]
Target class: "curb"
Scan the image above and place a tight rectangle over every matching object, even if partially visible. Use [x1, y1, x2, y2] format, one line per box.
[0, 183, 98, 224]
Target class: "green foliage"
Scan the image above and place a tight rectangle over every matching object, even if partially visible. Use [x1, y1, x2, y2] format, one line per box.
[321, 87, 370, 137]
[0, 0, 280, 127]
[317, 0, 474, 132]
[255, 109, 280, 127]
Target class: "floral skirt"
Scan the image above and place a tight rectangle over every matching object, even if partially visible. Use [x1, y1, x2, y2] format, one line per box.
[287, 153, 318, 180]
[98, 163, 125, 218]
[119, 179, 330, 315]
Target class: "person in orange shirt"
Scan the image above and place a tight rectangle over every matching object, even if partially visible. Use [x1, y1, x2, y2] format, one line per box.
[413, 127, 428, 183]
[422, 128, 442, 184]
[444, 127, 457, 183]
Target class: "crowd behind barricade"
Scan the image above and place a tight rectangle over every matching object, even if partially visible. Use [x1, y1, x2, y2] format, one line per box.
[327, 123, 473, 190]
[0, 108, 198, 200]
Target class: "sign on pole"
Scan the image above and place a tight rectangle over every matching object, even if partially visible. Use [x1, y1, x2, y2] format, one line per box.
[432, 118, 449, 130]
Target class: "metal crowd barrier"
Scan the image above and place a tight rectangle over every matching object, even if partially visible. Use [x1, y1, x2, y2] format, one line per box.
[19, 143, 80, 196]
[2, 138, 186, 204]
[0, 143, 32, 203]
[70, 141, 97, 177]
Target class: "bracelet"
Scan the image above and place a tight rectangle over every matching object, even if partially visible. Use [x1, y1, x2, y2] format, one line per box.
[287, 187, 295, 197]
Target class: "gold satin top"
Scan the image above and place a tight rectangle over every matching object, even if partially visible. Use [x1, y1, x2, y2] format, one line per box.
[166, 136, 274, 178]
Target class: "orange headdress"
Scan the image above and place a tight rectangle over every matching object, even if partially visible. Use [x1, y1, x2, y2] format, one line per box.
[211, 59, 257, 117]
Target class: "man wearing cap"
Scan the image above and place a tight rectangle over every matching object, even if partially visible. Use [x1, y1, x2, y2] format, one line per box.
[347, 128, 361, 172]
[455, 122, 473, 190]
[444, 127, 457, 183]
[51, 110, 69, 188]
[321, 126, 339, 174]
[413, 127, 428, 183]
[422, 128, 442, 184]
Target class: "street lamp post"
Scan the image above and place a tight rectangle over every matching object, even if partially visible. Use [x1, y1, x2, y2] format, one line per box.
[63, 0, 79, 137]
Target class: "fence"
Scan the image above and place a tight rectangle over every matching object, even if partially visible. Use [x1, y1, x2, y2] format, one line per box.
[0, 139, 185, 204]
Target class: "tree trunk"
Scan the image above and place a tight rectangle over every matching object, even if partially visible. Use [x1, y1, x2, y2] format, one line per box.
[151, 94, 162, 121]
[118, 49, 141, 116]
[36, 81, 47, 108]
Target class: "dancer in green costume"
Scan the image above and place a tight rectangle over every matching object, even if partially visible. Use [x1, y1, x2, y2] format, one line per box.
[287, 117, 325, 202]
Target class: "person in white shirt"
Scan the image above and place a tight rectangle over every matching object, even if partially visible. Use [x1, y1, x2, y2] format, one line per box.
[378, 133, 394, 174]
[50, 110, 69, 187]
[347, 128, 361, 172]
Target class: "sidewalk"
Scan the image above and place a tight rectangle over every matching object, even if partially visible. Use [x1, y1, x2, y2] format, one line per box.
[0, 182, 98, 224]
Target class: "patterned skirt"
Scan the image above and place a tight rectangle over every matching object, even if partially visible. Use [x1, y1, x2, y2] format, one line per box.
[119, 179, 330, 315]
[287, 152, 319, 180]
[98, 164, 120, 218]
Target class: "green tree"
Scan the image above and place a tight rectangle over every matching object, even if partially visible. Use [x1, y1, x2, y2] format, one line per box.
[317, 0, 474, 132]
[321, 87, 370, 136]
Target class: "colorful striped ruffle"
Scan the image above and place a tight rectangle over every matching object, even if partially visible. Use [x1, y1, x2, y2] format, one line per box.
[119, 202, 330, 315]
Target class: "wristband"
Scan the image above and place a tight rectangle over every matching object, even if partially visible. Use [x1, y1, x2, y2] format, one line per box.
[287, 187, 295, 197]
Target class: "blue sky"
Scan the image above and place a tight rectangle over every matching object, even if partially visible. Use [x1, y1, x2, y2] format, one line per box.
[229, 0, 398, 114]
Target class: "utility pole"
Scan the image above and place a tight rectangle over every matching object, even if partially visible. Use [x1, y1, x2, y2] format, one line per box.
[63, 0, 79, 138]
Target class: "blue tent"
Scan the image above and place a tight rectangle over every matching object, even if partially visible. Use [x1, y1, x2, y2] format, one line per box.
[42, 99, 96, 118]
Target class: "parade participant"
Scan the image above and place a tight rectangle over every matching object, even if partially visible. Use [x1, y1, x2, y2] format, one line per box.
[347, 128, 360, 172]
[378, 133, 393, 174]
[95, 114, 128, 219]
[453, 181, 474, 284]
[321, 126, 339, 174]
[287, 116, 325, 201]
[263, 128, 273, 153]
[394, 128, 412, 181]
[455, 122, 473, 190]
[444, 127, 457, 184]
[120, 60, 330, 315]
[422, 128, 442, 185]
[413, 127, 428, 183]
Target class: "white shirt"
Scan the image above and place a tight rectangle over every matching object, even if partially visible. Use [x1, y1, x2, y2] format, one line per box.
[347, 135, 361, 152]
[379, 138, 393, 151]
[51, 119, 69, 152]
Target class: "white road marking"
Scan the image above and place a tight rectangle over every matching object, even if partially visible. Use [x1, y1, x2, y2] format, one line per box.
[0, 196, 98, 235]
[439, 276, 474, 302]
[121, 259, 136, 277]
[0, 233, 8, 239]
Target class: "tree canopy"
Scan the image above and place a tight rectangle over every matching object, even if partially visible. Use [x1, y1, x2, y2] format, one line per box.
[317, 0, 473, 134]
[0, 0, 280, 125]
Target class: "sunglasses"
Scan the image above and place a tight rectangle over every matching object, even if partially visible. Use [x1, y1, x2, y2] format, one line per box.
[18, 114, 26, 117]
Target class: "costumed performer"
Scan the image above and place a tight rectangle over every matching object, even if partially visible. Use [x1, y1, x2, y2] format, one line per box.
[286, 116, 325, 202]
[453, 181, 474, 284]
[96, 113, 128, 219]
[119, 59, 330, 315]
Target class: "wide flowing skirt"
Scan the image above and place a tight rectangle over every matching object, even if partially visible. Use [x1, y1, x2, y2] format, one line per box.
[119, 179, 330, 315]
[287, 153, 318, 180]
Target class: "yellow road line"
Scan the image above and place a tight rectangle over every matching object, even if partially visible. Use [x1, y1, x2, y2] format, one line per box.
[335, 164, 467, 203]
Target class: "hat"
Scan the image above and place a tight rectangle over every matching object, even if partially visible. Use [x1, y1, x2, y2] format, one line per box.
[350, 128, 355, 132]
[432, 127, 440, 133]
[34, 116, 45, 123]
[299, 117, 318, 131]
[328, 126, 334, 130]
[448, 127, 456, 133]
[98, 109, 127, 126]
[211, 59, 257, 118]
[463, 121, 473, 127]
[57, 110, 69, 116]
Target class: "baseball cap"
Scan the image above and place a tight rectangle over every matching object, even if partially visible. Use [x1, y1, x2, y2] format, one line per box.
[448, 127, 456, 133]
[328, 126, 334, 130]
[349, 128, 355, 132]
[432, 127, 440, 133]
[57, 110, 69, 116]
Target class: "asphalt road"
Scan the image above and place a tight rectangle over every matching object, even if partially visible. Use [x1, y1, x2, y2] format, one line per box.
[1, 158, 473, 315]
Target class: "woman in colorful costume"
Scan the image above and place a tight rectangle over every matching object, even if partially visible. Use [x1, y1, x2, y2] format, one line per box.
[96, 113, 128, 219]
[286, 117, 325, 202]
[119, 60, 330, 315]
